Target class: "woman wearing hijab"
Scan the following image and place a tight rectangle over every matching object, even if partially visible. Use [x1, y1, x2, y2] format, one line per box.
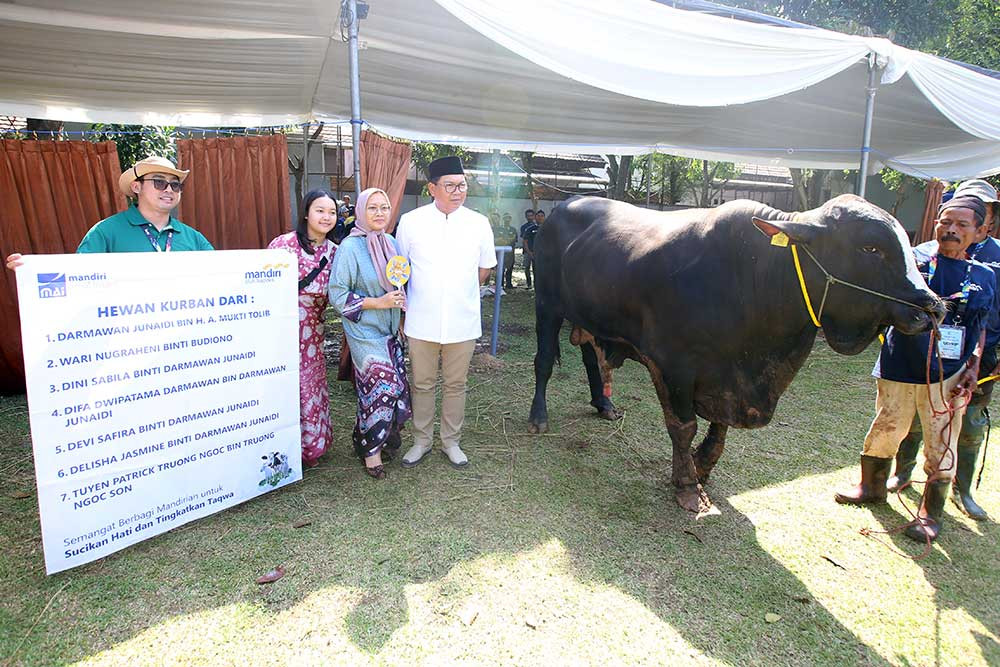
[329, 188, 412, 479]
[268, 189, 338, 468]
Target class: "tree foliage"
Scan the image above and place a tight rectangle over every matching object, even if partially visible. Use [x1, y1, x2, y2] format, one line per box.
[718, 0, 1000, 203]
[879, 167, 925, 216]
[720, 0, 1000, 70]
[717, 0, 957, 48]
[630, 154, 693, 204]
[87, 124, 176, 170]
[410, 142, 473, 180]
[928, 0, 1000, 71]
[689, 159, 739, 206]
[408, 142, 475, 200]
[608, 154, 737, 206]
[606, 155, 634, 201]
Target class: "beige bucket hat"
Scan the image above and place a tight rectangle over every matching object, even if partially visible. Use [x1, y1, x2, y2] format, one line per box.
[118, 156, 189, 197]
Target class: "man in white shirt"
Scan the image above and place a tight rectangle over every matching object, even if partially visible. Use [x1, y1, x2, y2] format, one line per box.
[395, 156, 497, 468]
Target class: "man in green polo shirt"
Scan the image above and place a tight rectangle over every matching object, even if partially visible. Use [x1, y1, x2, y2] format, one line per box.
[79, 155, 212, 252]
[5, 155, 212, 269]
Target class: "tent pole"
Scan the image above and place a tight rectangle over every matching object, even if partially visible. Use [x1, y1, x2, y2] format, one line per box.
[646, 151, 653, 207]
[347, 0, 363, 202]
[492, 148, 501, 209]
[336, 124, 343, 200]
[856, 53, 881, 199]
[302, 122, 309, 199]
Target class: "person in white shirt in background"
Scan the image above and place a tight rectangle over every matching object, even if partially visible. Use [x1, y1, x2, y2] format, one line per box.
[394, 156, 497, 468]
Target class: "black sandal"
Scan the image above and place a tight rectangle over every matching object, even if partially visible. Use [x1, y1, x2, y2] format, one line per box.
[364, 464, 388, 480]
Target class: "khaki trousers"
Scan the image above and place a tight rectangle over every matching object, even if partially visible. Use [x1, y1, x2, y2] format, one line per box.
[407, 337, 477, 450]
[862, 373, 966, 482]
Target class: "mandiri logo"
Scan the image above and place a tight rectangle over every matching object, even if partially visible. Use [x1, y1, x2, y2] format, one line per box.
[244, 263, 290, 284]
[37, 273, 66, 299]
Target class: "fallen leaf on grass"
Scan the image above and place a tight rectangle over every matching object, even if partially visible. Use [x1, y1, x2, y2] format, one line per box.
[9, 491, 31, 499]
[292, 520, 312, 529]
[256, 566, 285, 584]
[765, 613, 781, 623]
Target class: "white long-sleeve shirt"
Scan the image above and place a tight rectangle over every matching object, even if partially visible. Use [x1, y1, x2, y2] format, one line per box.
[395, 203, 497, 344]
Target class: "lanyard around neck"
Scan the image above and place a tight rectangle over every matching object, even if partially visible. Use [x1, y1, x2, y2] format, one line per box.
[927, 254, 972, 304]
[142, 224, 173, 252]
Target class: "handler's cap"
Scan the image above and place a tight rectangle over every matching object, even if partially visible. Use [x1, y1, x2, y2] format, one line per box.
[118, 156, 189, 197]
[939, 195, 987, 226]
[427, 155, 464, 180]
[953, 178, 999, 204]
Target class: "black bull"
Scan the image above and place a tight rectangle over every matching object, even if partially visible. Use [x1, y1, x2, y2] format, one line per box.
[528, 194, 944, 514]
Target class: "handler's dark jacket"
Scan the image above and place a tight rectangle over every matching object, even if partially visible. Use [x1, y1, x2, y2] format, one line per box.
[875, 252, 996, 384]
[916, 238, 1000, 373]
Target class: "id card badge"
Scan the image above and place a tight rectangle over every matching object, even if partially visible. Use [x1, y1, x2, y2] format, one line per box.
[937, 324, 965, 360]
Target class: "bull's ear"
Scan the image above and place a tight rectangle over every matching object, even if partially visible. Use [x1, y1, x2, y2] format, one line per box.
[752, 217, 818, 245]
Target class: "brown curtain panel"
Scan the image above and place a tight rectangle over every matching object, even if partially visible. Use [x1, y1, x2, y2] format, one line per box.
[359, 130, 413, 233]
[175, 135, 290, 249]
[1, 139, 125, 393]
[914, 179, 945, 244]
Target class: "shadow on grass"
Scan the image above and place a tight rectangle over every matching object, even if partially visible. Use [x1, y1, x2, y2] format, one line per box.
[3, 429, 887, 659]
[0, 288, 992, 664]
[863, 496, 1000, 666]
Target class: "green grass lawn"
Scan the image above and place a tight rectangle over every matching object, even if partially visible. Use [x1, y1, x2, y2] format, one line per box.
[1, 285, 998, 666]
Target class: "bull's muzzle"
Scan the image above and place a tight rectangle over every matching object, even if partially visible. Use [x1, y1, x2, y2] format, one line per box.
[897, 296, 946, 335]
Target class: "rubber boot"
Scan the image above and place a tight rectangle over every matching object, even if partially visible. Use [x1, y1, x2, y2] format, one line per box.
[834, 455, 891, 505]
[951, 444, 988, 520]
[886, 431, 921, 493]
[905, 480, 949, 542]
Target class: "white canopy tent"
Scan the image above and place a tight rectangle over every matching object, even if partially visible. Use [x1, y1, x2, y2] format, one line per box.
[2, 0, 1000, 182]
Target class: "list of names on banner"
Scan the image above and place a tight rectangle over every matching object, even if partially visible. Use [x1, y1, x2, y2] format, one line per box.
[17, 250, 302, 573]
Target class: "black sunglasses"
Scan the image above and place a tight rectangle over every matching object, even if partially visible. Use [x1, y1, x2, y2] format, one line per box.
[138, 177, 184, 193]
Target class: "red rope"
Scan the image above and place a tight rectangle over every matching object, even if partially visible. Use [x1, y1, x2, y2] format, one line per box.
[861, 320, 969, 560]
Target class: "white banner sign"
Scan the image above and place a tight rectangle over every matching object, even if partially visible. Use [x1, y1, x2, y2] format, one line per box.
[16, 250, 301, 574]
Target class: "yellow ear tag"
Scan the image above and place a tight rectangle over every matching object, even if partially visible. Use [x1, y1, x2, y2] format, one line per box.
[770, 232, 790, 247]
[386, 255, 411, 288]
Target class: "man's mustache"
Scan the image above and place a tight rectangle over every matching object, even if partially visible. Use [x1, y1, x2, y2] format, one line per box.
[941, 234, 961, 242]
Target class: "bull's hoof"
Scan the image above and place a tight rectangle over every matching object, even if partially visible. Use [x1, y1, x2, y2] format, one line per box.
[528, 421, 548, 434]
[591, 398, 622, 421]
[597, 408, 623, 421]
[675, 485, 720, 518]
